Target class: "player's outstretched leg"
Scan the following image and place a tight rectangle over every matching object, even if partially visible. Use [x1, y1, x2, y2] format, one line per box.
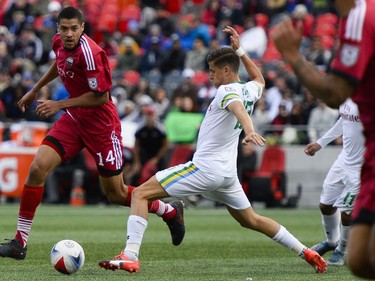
[98, 251, 140, 272]
[301, 248, 328, 273]
[0, 239, 27, 260]
[164, 200, 185, 246]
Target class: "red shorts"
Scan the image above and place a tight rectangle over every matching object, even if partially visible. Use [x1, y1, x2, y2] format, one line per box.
[352, 146, 375, 225]
[42, 113, 124, 177]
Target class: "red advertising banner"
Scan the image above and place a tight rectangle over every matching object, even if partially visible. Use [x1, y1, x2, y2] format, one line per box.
[0, 147, 37, 197]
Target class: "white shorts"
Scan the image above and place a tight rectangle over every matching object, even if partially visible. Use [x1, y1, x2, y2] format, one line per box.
[155, 161, 251, 210]
[321, 159, 361, 213]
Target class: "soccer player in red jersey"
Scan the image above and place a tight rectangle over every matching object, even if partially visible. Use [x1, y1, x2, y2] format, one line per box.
[272, 0, 375, 278]
[0, 7, 184, 260]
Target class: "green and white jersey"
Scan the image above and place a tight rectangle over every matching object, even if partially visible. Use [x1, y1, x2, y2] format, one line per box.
[193, 81, 263, 177]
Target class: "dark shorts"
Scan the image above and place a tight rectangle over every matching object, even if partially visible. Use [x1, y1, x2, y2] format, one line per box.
[42, 113, 124, 177]
[352, 148, 375, 225]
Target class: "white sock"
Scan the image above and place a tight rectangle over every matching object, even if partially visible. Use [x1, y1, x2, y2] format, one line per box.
[337, 224, 350, 254]
[272, 225, 306, 255]
[321, 211, 340, 244]
[124, 215, 148, 261]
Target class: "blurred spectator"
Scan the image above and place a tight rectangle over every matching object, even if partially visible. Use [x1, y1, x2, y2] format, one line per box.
[116, 36, 140, 75]
[99, 31, 119, 58]
[201, 0, 221, 27]
[0, 25, 13, 49]
[252, 95, 271, 136]
[141, 23, 163, 52]
[159, 34, 186, 74]
[148, 5, 175, 37]
[0, 41, 12, 71]
[307, 100, 339, 143]
[132, 105, 169, 185]
[139, 36, 163, 76]
[305, 36, 332, 72]
[184, 36, 209, 71]
[265, 75, 287, 122]
[12, 24, 43, 65]
[301, 88, 318, 124]
[152, 86, 170, 120]
[266, 0, 288, 24]
[240, 16, 267, 59]
[271, 104, 290, 136]
[124, 19, 143, 46]
[34, 0, 61, 64]
[291, 4, 313, 37]
[3, 0, 32, 35]
[189, 14, 211, 48]
[123, 94, 155, 124]
[219, 0, 244, 26]
[129, 77, 152, 102]
[172, 68, 199, 107]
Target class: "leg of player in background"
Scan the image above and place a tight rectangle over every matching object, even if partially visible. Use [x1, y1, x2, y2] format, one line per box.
[311, 204, 340, 255]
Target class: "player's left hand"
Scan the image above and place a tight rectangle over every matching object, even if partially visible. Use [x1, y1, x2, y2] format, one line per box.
[36, 100, 61, 118]
[223, 26, 240, 50]
[242, 132, 266, 147]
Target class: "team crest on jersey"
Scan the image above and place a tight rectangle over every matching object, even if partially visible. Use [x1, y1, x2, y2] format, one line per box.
[65, 57, 74, 69]
[340, 44, 359, 67]
[225, 86, 235, 92]
[88, 77, 98, 90]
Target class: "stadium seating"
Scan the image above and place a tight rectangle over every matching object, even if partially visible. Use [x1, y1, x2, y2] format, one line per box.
[246, 145, 287, 207]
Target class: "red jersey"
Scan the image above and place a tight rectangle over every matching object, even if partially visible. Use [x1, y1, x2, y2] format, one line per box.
[330, 0, 375, 223]
[52, 33, 120, 134]
[330, 0, 375, 141]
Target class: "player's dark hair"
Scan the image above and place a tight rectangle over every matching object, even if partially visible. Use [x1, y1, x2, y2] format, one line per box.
[57, 6, 84, 24]
[207, 47, 240, 72]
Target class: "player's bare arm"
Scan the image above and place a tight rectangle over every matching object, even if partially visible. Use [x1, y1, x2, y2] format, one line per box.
[18, 60, 59, 112]
[36, 91, 109, 118]
[271, 18, 354, 108]
[223, 26, 265, 87]
[228, 100, 265, 147]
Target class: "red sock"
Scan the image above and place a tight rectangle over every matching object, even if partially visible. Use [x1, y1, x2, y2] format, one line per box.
[125, 185, 176, 220]
[15, 185, 44, 247]
[148, 200, 176, 221]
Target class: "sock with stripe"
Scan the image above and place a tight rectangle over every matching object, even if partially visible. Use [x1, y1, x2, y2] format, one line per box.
[125, 185, 176, 221]
[15, 185, 44, 247]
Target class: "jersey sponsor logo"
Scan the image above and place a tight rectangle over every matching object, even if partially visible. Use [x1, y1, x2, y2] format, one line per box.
[88, 77, 98, 90]
[340, 44, 359, 67]
[224, 86, 235, 92]
[65, 57, 74, 69]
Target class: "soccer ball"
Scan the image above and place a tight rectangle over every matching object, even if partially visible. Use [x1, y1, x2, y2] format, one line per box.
[50, 239, 85, 274]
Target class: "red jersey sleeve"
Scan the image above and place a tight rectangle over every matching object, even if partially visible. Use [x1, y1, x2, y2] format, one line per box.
[330, 2, 375, 85]
[80, 34, 112, 94]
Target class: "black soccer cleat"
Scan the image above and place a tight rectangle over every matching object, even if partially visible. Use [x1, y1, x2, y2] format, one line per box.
[164, 200, 185, 246]
[0, 239, 27, 260]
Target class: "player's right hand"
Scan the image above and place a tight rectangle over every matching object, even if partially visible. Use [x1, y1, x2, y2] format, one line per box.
[304, 142, 321, 156]
[18, 89, 38, 112]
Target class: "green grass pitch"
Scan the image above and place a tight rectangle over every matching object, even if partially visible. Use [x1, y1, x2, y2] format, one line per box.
[0, 204, 361, 281]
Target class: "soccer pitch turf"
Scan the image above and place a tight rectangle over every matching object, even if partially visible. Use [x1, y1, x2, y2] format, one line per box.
[0, 204, 361, 281]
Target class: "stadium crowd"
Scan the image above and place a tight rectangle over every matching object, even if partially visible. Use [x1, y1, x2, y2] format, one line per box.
[0, 0, 341, 146]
